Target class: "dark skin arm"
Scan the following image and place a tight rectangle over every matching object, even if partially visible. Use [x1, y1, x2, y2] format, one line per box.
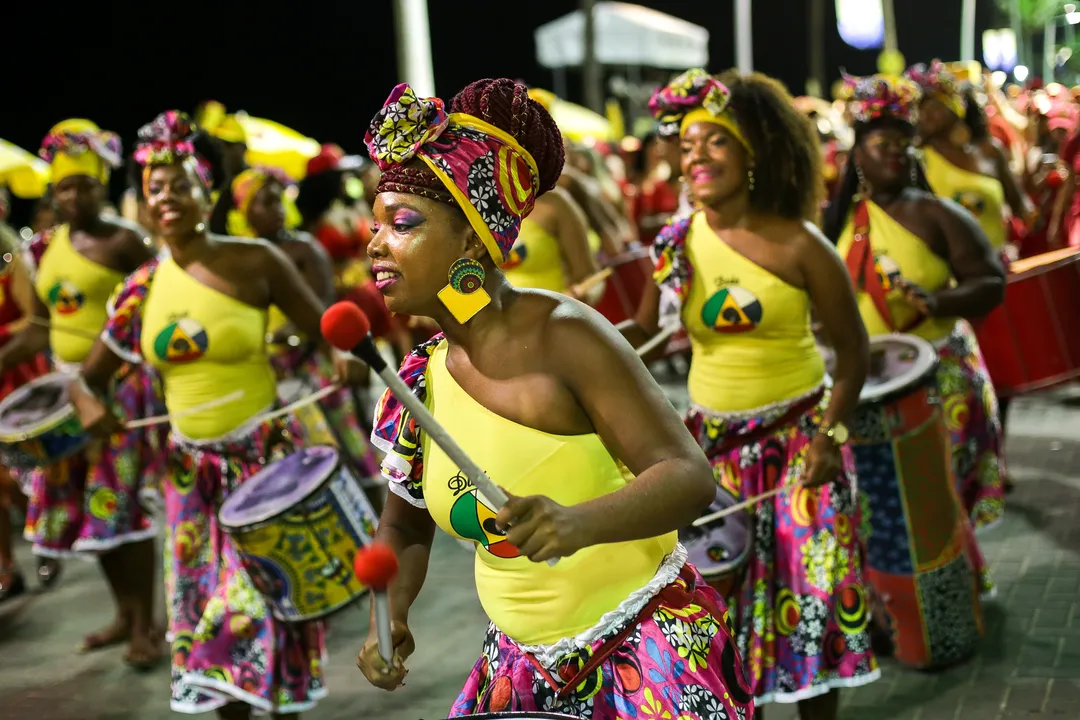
[987, 139, 1034, 223]
[495, 303, 715, 559]
[797, 223, 869, 487]
[912, 197, 1005, 319]
[0, 294, 50, 372]
[268, 233, 336, 344]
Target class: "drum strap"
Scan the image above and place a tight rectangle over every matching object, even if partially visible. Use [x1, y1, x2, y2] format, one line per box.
[702, 387, 824, 460]
[845, 201, 925, 334]
[521, 565, 722, 698]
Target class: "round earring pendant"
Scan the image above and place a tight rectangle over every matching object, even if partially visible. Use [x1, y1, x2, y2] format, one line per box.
[448, 258, 485, 294]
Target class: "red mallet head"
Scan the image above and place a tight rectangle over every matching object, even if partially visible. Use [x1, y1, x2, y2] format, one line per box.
[321, 301, 370, 352]
[353, 542, 399, 590]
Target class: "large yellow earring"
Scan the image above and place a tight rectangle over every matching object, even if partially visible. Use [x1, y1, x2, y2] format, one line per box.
[437, 258, 490, 324]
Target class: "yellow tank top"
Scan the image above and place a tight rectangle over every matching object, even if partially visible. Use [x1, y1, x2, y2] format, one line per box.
[684, 212, 825, 412]
[34, 225, 126, 364]
[141, 256, 277, 438]
[836, 201, 957, 343]
[922, 146, 1007, 249]
[502, 219, 569, 293]
[420, 340, 676, 645]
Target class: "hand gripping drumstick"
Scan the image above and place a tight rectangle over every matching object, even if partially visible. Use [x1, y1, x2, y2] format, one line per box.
[321, 302, 559, 567]
[353, 543, 399, 665]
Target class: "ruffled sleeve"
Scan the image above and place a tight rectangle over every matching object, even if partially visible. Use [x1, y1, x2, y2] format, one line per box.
[369, 333, 446, 509]
[101, 257, 160, 364]
[649, 213, 695, 329]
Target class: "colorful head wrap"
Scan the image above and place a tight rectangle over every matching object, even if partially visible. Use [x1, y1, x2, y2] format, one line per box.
[838, 73, 922, 125]
[905, 60, 967, 119]
[39, 119, 122, 185]
[133, 110, 214, 190]
[647, 69, 752, 156]
[364, 83, 541, 264]
[231, 167, 291, 220]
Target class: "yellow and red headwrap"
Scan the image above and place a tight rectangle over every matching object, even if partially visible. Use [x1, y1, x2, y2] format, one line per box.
[905, 60, 967, 119]
[648, 68, 753, 158]
[39, 119, 122, 185]
[364, 83, 541, 264]
[232, 167, 291, 221]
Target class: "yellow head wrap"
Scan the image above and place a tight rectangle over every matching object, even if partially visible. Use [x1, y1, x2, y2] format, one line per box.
[649, 69, 753, 158]
[41, 119, 122, 185]
[196, 101, 248, 144]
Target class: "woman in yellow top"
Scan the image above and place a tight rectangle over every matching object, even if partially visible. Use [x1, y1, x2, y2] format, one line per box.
[354, 79, 754, 720]
[228, 166, 381, 495]
[624, 69, 878, 718]
[68, 111, 365, 718]
[501, 188, 603, 303]
[825, 75, 1008, 536]
[822, 74, 1006, 669]
[906, 60, 1033, 255]
[0, 120, 165, 666]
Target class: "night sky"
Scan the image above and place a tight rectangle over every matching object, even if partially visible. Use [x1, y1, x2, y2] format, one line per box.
[4, 0, 1004, 211]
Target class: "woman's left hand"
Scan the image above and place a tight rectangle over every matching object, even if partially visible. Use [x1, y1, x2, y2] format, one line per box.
[332, 351, 369, 387]
[898, 279, 938, 317]
[495, 491, 590, 563]
[801, 434, 844, 488]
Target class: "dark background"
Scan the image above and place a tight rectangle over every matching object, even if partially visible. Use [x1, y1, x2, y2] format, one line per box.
[4, 0, 1003, 178]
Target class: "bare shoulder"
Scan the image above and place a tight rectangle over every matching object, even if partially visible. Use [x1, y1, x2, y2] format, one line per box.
[219, 235, 291, 269]
[533, 290, 630, 369]
[789, 219, 840, 258]
[284, 230, 331, 261]
[105, 216, 150, 246]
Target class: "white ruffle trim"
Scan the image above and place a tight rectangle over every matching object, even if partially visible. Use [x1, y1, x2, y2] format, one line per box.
[509, 543, 688, 668]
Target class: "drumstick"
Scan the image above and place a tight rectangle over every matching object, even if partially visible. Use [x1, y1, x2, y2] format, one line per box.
[125, 390, 247, 429]
[571, 267, 612, 297]
[691, 484, 797, 527]
[320, 303, 559, 567]
[636, 324, 679, 357]
[26, 316, 100, 341]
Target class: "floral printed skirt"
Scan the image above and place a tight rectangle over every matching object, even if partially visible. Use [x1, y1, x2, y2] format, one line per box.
[165, 416, 327, 715]
[449, 559, 756, 720]
[23, 364, 164, 557]
[936, 321, 1006, 532]
[685, 388, 880, 705]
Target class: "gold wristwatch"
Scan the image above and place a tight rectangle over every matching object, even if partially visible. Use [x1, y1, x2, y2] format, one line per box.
[820, 421, 849, 445]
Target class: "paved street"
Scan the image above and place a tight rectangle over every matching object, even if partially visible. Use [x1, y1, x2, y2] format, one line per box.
[1, 378, 1079, 719]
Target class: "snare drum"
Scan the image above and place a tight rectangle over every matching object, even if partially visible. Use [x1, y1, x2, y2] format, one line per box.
[974, 247, 1080, 397]
[219, 445, 380, 622]
[0, 372, 91, 470]
[849, 335, 983, 669]
[680, 486, 751, 598]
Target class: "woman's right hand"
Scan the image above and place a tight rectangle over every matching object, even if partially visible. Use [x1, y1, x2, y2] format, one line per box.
[68, 380, 122, 437]
[356, 620, 415, 691]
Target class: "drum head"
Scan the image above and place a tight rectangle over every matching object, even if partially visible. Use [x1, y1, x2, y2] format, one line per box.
[219, 445, 340, 528]
[0, 373, 75, 441]
[859, 334, 937, 404]
[679, 486, 751, 577]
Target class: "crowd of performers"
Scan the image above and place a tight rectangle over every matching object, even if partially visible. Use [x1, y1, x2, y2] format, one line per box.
[0, 57, 1076, 720]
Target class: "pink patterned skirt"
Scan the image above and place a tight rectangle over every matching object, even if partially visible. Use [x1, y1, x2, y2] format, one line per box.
[23, 363, 165, 557]
[449, 560, 756, 720]
[165, 415, 327, 715]
[685, 388, 881, 705]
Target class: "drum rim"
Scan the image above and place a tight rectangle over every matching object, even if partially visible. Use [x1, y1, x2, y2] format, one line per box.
[0, 373, 78, 442]
[858, 333, 938, 403]
[219, 444, 342, 529]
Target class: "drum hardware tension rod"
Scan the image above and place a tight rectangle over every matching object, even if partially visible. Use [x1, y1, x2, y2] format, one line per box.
[692, 484, 800, 527]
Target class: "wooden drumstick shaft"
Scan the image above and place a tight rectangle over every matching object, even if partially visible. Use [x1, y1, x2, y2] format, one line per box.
[691, 485, 792, 527]
[570, 267, 612, 296]
[636, 324, 679, 357]
[125, 390, 247, 429]
[27, 316, 100, 341]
